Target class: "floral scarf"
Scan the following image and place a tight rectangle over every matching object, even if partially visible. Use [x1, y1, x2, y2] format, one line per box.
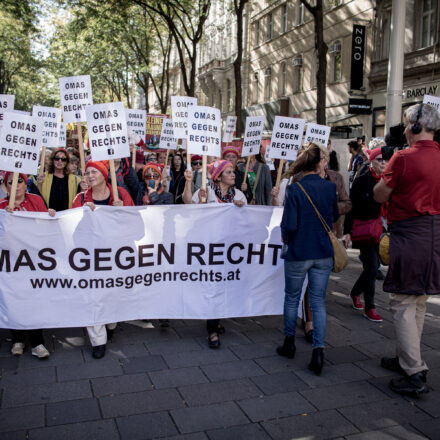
[211, 182, 235, 203]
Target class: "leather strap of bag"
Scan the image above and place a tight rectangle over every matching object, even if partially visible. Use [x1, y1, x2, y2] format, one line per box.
[296, 182, 331, 234]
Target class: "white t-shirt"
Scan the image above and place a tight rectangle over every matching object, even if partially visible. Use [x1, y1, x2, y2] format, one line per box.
[192, 187, 247, 204]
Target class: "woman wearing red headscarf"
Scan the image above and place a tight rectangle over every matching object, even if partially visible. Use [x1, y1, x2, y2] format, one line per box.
[0, 172, 55, 360]
[71, 160, 134, 359]
[136, 162, 173, 206]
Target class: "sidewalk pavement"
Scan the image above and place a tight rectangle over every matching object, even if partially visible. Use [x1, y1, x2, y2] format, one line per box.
[1, 249, 439, 440]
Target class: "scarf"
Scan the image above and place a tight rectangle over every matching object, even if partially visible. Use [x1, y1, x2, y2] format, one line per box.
[369, 166, 381, 182]
[212, 182, 235, 203]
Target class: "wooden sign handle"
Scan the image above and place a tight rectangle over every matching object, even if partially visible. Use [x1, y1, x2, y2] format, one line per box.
[132, 147, 136, 169]
[186, 149, 191, 171]
[76, 123, 86, 176]
[108, 159, 119, 202]
[8, 172, 19, 210]
[275, 159, 285, 189]
[39, 146, 46, 176]
[162, 149, 170, 187]
[244, 156, 251, 178]
[201, 155, 207, 203]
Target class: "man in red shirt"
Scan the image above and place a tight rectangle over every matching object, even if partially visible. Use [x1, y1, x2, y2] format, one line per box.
[374, 103, 440, 397]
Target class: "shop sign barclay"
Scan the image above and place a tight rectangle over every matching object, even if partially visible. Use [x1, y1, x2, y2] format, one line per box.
[404, 84, 439, 100]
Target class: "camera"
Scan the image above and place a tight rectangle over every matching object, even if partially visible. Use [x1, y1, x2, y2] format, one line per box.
[385, 123, 407, 150]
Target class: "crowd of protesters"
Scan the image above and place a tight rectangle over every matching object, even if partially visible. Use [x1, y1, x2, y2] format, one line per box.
[1, 102, 439, 398]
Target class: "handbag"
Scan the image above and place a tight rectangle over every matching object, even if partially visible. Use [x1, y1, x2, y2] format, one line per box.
[296, 182, 348, 273]
[379, 232, 390, 266]
[351, 217, 382, 245]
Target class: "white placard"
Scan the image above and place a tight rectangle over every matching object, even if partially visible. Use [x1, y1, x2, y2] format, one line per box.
[0, 112, 43, 174]
[33, 106, 62, 148]
[269, 116, 306, 161]
[12, 110, 30, 116]
[187, 106, 221, 156]
[59, 122, 66, 148]
[242, 116, 265, 157]
[423, 94, 440, 112]
[264, 145, 276, 171]
[159, 119, 178, 150]
[0, 95, 15, 129]
[125, 109, 146, 141]
[59, 75, 93, 123]
[85, 102, 129, 161]
[223, 115, 237, 143]
[304, 123, 331, 146]
[171, 96, 197, 139]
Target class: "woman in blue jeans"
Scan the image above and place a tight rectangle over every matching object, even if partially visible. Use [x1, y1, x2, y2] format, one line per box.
[278, 144, 339, 375]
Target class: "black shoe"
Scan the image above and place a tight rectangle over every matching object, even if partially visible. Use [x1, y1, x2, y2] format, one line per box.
[276, 336, 296, 359]
[106, 327, 115, 342]
[381, 356, 405, 375]
[304, 329, 313, 344]
[92, 344, 106, 359]
[159, 319, 170, 328]
[208, 332, 220, 349]
[376, 270, 385, 280]
[389, 372, 429, 397]
[308, 347, 324, 375]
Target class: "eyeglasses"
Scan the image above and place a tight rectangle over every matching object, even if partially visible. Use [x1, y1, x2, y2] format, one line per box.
[375, 158, 386, 163]
[192, 161, 202, 166]
[54, 156, 67, 162]
[7, 177, 25, 185]
[145, 173, 160, 180]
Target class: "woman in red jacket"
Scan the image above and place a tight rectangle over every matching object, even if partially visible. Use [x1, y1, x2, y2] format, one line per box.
[0, 172, 55, 360]
[72, 160, 134, 359]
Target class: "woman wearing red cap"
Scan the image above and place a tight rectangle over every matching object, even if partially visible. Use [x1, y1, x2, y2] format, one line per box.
[0, 172, 55, 360]
[136, 162, 173, 206]
[36, 148, 81, 211]
[71, 160, 134, 359]
[222, 147, 252, 203]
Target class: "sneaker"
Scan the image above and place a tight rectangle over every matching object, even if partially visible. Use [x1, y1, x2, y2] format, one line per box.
[11, 342, 25, 356]
[92, 344, 106, 359]
[31, 344, 50, 359]
[389, 372, 429, 397]
[364, 308, 383, 322]
[350, 294, 364, 310]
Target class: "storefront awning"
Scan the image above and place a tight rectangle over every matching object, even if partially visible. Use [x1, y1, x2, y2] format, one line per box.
[327, 114, 356, 124]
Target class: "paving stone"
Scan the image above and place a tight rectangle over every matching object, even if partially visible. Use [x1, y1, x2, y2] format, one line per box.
[18, 347, 84, 368]
[300, 380, 388, 410]
[170, 401, 249, 434]
[194, 330, 252, 349]
[149, 366, 208, 389]
[2, 380, 92, 408]
[207, 423, 271, 440]
[56, 359, 123, 381]
[253, 315, 283, 329]
[0, 366, 56, 386]
[243, 328, 283, 343]
[250, 371, 309, 395]
[354, 358, 397, 378]
[0, 405, 44, 433]
[46, 398, 101, 426]
[261, 408, 359, 439]
[161, 433, 208, 440]
[345, 424, 428, 439]
[120, 355, 168, 374]
[254, 352, 312, 374]
[83, 342, 148, 361]
[178, 378, 262, 407]
[325, 324, 386, 347]
[116, 411, 178, 439]
[421, 333, 440, 350]
[115, 327, 180, 344]
[338, 398, 432, 431]
[229, 343, 279, 360]
[146, 338, 202, 355]
[409, 387, 440, 418]
[100, 388, 184, 418]
[163, 348, 238, 369]
[0, 430, 28, 440]
[237, 391, 316, 422]
[201, 359, 265, 382]
[0, 355, 19, 372]
[91, 373, 152, 397]
[411, 418, 440, 439]
[28, 419, 119, 440]
[324, 346, 370, 365]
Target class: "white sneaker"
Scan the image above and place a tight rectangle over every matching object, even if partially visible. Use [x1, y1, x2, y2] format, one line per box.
[31, 344, 50, 359]
[11, 342, 25, 356]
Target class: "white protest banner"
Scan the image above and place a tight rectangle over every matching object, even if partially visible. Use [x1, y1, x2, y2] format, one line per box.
[159, 119, 178, 150]
[33, 106, 62, 148]
[12, 110, 30, 116]
[304, 122, 331, 146]
[85, 102, 129, 161]
[269, 116, 306, 161]
[171, 96, 197, 139]
[0, 112, 43, 175]
[59, 75, 93, 123]
[187, 105, 221, 157]
[0, 205, 284, 328]
[59, 122, 66, 148]
[242, 116, 265, 157]
[423, 94, 440, 112]
[0, 94, 15, 129]
[125, 109, 146, 142]
[223, 115, 237, 143]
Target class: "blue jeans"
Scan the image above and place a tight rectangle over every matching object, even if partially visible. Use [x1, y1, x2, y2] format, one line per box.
[283, 257, 333, 348]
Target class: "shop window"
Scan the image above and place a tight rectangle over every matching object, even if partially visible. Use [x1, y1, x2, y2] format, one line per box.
[267, 13, 273, 41]
[420, 0, 437, 48]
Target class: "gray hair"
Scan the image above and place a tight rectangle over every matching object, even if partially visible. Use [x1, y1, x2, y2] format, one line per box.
[404, 103, 440, 133]
[368, 137, 385, 150]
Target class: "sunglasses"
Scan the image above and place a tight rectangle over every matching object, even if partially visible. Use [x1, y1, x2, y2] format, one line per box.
[145, 173, 160, 180]
[54, 156, 67, 162]
[7, 177, 25, 185]
[192, 161, 202, 166]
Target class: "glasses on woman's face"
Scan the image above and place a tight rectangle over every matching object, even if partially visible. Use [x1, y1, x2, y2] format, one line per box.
[54, 156, 67, 162]
[6, 177, 25, 186]
[192, 161, 202, 166]
[145, 173, 160, 180]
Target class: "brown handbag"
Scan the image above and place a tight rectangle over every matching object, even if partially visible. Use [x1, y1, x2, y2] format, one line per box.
[296, 182, 348, 273]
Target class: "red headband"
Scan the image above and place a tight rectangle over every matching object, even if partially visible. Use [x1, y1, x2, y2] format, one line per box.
[4, 172, 28, 185]
[85, 161, 109, 180]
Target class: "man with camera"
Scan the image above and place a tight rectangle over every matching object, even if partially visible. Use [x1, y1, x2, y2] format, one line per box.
[374, 103, 440, 396]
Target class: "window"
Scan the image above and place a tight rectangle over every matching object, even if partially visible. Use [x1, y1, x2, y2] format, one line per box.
[267, 13, 273, 41]
[330, 40, 342, 82]
[218, 89, 223, 112]
[264, 67, 272, 101]
[373, 108, 386, 137]
[420, 0, 437, 47]
[255, 21, 260, 46]
[282, 4, 288, 33]
[252, 71, 259, 104]
[281, 63, 287, 96]
[297, 2, 304, 25]
[226, 79, 232, 111]
[293, 56, 303, 93]
[380, 9, 391, 59]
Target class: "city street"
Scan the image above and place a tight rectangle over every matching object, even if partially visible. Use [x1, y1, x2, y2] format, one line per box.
[1, 250, 439, 439]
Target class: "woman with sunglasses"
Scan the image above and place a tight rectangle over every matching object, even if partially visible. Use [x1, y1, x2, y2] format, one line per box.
[136, 162, 173, 206]
[0, 172, 56, 360]
[36, 148, 81, 211]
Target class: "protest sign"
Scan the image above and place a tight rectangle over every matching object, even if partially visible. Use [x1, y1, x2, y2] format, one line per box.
[59, 122, 66, 148]
[0, 204, 285, 328]
[223, 115, 237, 143]
[171, 96, 197, 139]
[269, 116, 306, 161]
[304, 122, 331, 146]
[0, 94, 15, 130]
[187, 106, 221, 157]
[126, 109, 146, 143]
[33, 106, 62, 148]
[159, 119, 178, 150]
[59, 75, 93, 123]
[423, 94, 440, 112]
[242, 116, 265, 157]
[12, 110, 30, 116]
[145, 114, 167, 148]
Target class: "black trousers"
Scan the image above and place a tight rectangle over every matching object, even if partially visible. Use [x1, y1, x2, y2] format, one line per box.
[206, 319, 220, 334]
[351, 244, 379, 310]
[11, 329, 44, 348]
